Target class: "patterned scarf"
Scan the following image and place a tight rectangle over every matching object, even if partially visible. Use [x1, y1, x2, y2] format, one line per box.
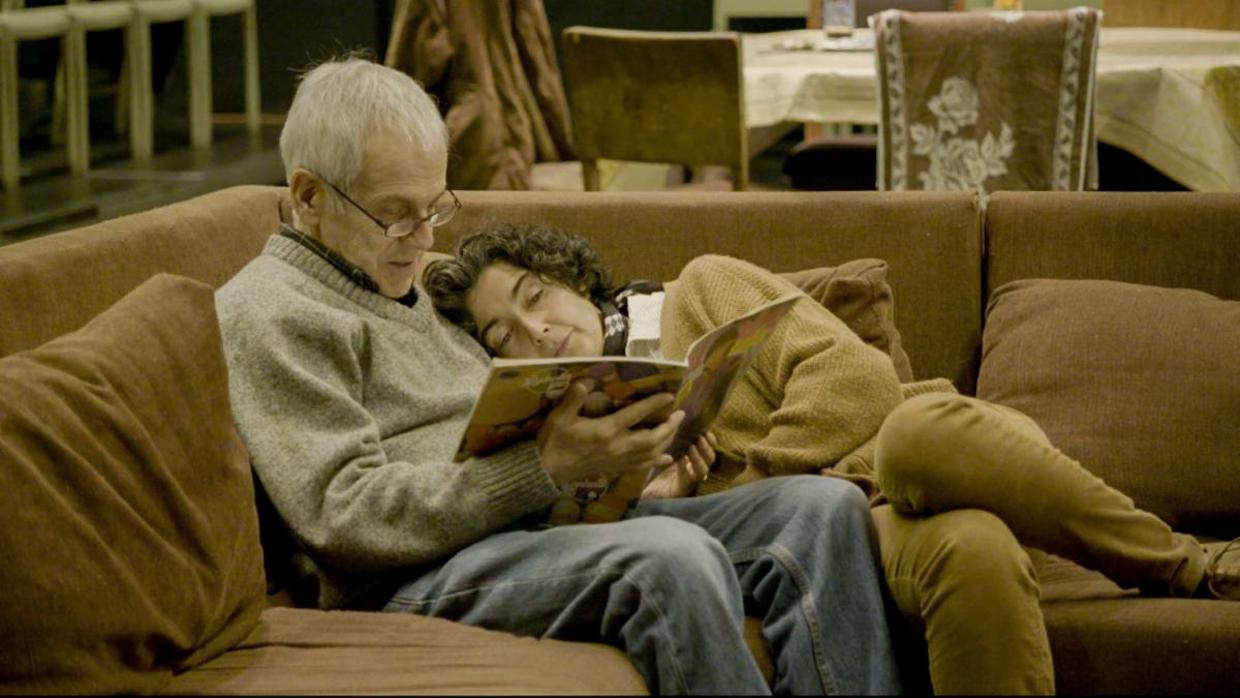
[599, 300, 629, 356]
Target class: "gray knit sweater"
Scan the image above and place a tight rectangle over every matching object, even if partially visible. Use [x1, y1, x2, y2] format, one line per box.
[216, 234, 560, 609]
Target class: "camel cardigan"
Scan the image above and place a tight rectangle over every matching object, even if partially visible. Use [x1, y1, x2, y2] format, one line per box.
[659, 255, 954, 503]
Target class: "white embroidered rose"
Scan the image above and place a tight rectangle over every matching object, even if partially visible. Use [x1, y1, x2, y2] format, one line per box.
[919, 138, 987, 191]
[911, 77, 1016, 195]
[929, 77, 980, 133]
[945, 138, 989, 187]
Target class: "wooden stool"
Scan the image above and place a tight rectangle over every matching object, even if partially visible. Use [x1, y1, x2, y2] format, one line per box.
[0, 4, 71, 189]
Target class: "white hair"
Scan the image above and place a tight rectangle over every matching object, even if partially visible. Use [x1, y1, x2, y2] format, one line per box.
[279, 56, 449, 192]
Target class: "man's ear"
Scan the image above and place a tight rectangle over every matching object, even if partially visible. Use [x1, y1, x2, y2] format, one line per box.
[288, 168, 325, 230]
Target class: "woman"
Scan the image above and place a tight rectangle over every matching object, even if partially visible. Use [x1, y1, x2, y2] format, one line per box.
[425, 222, 1238, 695]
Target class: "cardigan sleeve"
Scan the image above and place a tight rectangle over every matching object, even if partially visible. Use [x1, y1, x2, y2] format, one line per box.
[661, 255, 903, 478]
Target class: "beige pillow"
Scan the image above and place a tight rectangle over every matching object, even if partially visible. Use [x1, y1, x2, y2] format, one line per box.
[0, 273, 266, 692]
[977, 278, 1240, 534]
[781, 259, 915, 382]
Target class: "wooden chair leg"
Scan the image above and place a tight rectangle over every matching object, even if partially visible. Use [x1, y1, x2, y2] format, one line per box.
[114, 54, 127, 136]
[0, 34, 20, 189]
[50, 59, 65, 145]
[581, 159, 601, 191]
[127, 15, 153, 160]
[186, 1, 211, 148]
[731, 165, 747, 191]
[63, 22, 90, 175]
[242, 2, 260, 135]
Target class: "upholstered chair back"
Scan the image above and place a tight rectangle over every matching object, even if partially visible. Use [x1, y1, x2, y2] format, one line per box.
[873, 7, 1102, 197]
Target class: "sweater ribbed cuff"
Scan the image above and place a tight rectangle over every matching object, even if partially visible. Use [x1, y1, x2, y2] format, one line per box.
[471, 441, 559, 520]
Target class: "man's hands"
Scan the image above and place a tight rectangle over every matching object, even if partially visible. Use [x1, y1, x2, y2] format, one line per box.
[537, 381, 685, 486]
[641, 431, 717, 500]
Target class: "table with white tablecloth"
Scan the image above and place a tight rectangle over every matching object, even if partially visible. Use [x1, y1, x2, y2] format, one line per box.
[745, 27, 1240, 191]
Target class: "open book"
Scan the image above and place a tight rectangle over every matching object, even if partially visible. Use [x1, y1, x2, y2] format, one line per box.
[455, 294, 798, 459]
[453, 294, 798, 523]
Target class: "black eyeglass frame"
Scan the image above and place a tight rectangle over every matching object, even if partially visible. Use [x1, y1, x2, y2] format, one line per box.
[324, 179, 461, 239]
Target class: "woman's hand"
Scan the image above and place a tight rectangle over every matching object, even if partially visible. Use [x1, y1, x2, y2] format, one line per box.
[537, 381, 683, 486]
[641, 431, 717, 500]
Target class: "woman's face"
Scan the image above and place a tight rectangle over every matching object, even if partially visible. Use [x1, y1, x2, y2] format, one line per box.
[465, 262, 605, 359]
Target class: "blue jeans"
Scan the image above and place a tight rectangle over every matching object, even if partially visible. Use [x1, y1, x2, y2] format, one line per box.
[384, 476, 901, 695]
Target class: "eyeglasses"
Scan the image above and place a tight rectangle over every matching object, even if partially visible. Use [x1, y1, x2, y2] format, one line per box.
[324, 180, 461, 239]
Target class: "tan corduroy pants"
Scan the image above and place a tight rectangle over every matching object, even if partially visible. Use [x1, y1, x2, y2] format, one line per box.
[871, 392, 1205, 695]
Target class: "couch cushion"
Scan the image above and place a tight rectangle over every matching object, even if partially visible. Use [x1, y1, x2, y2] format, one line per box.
[0, 274, 266, 692]
[1037, 552, 1240, 695]
[1042, 593, 1240, 695]
[977, 278, 1240, 535]
[781, 259, 914, 382]
[164, 607, 648, 695]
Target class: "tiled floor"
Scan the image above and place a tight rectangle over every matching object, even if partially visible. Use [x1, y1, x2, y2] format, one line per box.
[0, 125, 285, 245]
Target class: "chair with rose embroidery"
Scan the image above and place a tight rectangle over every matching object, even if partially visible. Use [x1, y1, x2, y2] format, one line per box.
[872, 7, 1101, 199]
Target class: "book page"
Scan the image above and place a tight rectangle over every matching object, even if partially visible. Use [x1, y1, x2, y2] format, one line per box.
[455, 356, 686, 462]
[666, 294, 800, 459]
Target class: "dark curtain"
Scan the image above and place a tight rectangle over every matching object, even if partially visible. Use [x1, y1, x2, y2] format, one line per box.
[385, 0, 575, 190]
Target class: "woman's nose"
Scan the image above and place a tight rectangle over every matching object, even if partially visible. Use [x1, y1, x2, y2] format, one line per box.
[520, 318, 550, 343]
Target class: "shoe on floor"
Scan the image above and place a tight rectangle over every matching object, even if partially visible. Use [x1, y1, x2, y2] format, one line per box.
[1202, 538, 1240, 600]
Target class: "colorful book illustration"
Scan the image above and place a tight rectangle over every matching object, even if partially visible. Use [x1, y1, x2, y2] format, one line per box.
[454, 294, 798, 461]
[454, 294, 799, 523]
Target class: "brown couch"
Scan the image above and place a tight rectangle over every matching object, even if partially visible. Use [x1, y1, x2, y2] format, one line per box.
[0, 186, 1236, 694]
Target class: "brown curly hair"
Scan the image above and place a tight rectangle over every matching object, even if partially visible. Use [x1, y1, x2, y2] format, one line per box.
[423, 222, 616, 341]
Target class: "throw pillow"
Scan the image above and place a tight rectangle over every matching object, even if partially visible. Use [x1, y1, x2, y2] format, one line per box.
[0, 273, 266, 692]
[781, 259, 915, 382]
[977, 278, 1240, 534]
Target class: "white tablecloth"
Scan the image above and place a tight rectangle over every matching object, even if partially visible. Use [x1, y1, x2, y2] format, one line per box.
[745, 28, 1240, 191]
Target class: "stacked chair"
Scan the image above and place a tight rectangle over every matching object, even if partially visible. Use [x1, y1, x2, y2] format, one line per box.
[0, 0, 260, 190]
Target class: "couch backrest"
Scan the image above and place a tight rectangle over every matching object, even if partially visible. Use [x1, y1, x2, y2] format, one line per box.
[986, 191, 1240, 300]
[0, 185, 284, 357]
[445, 190, 984, 391]
[17, 187, 1231, 395]
[0, 187, 985, 390]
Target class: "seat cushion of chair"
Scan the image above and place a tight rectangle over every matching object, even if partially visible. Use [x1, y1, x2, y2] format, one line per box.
[163, 607, 648, 695]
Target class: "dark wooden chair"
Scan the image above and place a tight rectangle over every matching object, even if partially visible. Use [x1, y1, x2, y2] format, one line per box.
[561, 26, 748, 191]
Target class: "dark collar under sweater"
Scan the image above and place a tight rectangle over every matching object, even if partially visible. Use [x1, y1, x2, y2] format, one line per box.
[278, 225, 418, 307]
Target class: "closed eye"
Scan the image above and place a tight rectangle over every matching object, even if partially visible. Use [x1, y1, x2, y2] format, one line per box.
[494, 328, 513, 355]
[378, 207, 409, 223]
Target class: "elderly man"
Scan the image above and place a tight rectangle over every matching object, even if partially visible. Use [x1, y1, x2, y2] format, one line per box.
[215, 56, 901, 695]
